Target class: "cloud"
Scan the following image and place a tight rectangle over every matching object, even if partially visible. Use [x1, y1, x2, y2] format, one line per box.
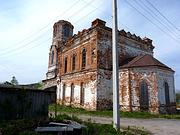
[0, 0, 180, 90]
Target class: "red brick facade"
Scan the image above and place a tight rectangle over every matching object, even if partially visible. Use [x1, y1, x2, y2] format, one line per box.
[43, 19, 176, 113]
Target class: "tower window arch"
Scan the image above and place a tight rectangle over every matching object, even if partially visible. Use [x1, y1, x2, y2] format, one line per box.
[63, 25, 70, 37]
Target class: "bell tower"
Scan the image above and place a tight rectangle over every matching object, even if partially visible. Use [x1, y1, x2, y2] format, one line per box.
[52, 20, 74, 48]
[46, 20, 74, 80]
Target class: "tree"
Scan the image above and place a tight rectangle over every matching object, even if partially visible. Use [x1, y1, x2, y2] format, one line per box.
[176, 93, 180, 100]
[10, 76, 19, 85]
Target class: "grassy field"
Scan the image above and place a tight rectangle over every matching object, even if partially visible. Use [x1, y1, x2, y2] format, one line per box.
[49, 104, 180, 119]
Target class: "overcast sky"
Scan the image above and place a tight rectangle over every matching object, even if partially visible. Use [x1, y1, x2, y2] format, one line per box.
[0, 0, 180, 90]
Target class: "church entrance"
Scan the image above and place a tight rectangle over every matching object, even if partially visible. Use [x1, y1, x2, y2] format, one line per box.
[140, 81, 149, 111]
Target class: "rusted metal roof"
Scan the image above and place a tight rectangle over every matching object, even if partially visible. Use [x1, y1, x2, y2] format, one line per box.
[120, 54, 174, 71]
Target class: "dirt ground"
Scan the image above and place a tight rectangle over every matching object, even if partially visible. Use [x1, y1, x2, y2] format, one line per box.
[78, 115, 180, 135]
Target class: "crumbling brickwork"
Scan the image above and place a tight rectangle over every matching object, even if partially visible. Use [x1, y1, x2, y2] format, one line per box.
[43, 18, 176, 114]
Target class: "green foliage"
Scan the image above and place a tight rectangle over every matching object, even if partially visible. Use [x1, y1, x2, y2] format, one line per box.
[51, 114, 149, 135]
[0, 114, 150, 135]
[0, 119, 42, 135]
[32, 82, 43, 89]
[10, 76, 19, 85]
[50, 114, 150, 135]
[84, 123, 149, 135]
[19, 131, 40, 135]
[120, 111, 157, 119]
[49, 104, 112, 117]
[176, 93, 180, 101]
[159, 114, 180, 119]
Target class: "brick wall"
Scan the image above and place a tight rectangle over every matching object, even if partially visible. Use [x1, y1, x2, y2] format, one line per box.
[44, 19, 175, 114]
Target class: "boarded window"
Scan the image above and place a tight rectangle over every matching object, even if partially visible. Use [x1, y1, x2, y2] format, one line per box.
[64, 57, 68, 73]
[165, 82, 170, 105]
[72, 54, 76, 71]
[82, 49, 86, 69]
[80, 82, 85, 105]
[139, 80, 149, 111]
[70, 83, 74, 104]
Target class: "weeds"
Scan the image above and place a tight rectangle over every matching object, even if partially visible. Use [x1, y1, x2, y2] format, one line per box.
[49, 104, 180, 119]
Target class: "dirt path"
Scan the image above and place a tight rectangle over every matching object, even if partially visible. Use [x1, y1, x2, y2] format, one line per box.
[77, 115, 180, 135]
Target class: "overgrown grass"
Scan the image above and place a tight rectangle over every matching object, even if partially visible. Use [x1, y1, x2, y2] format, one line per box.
[0, 119, 44, 135]
[51, 113, 150, 135]
[84, 123, 150, 135]
[49, 104, 180, 119]
[0, 114, 150, 135]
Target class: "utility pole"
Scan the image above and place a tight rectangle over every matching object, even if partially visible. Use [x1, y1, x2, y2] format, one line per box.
[112, 0, 120, 130]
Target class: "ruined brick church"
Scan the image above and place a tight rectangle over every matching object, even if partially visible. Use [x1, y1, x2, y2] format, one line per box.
[43, 18, 176, 113]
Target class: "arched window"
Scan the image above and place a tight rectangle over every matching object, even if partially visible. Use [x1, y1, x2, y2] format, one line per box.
[63, 25, 70, 37]
[70, 83, 74, 104]
[64, 57, 68, 73]
[51, 50, 54, 65]
[62, 84, 66, 102]
[80, 82, 85, 105]
[164, 82, 170, 105]
[81, 49, 86, 69]
[139, 80, 149, 111]
[72, 54, 76, 71]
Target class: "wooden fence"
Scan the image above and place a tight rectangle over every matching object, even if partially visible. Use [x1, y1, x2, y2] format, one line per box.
[0, 85, 56, 120]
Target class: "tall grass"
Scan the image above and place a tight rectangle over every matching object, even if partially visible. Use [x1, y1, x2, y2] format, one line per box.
[49, 104, 180, 119]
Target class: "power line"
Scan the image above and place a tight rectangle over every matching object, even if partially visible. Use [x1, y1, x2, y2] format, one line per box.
[1, 0, 135, 59]
[0, 0, 97, 57]
[0, 29, 51, 56]
[73, 0, 105, 24]
[145, 0, 180, 33]
[5, 0, 100, 57]
[0, 0, 81, 53]
[0, 38, 51, 58]
[124, 0, 180, 44]
[82, 0, 136, 33]
[66, 0, 97, 21]
[0, 0, 101, 58]
[0, 0, 105, 78]
[134, 0, 179, 39]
